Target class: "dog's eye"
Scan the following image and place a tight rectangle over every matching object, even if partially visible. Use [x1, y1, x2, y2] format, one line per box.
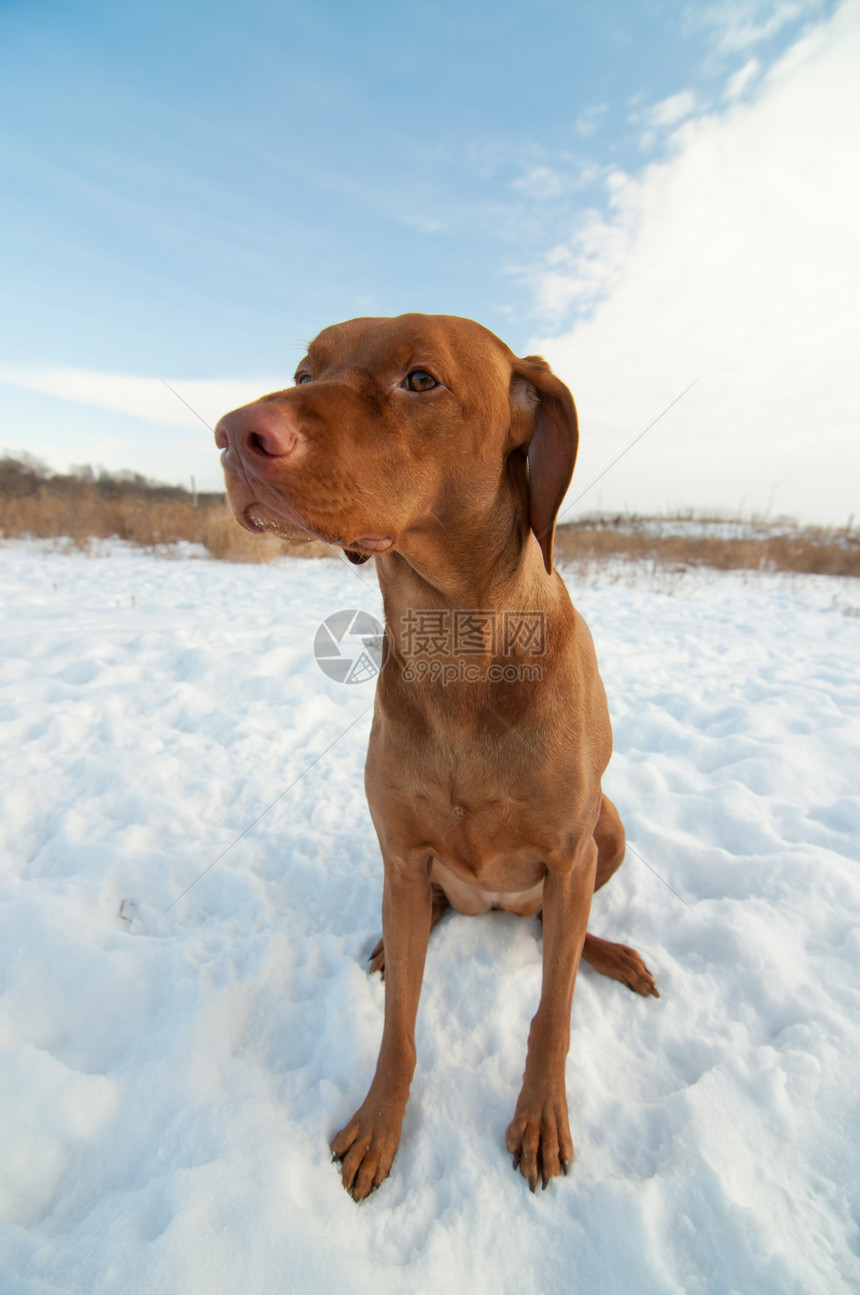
[404, 369, 438, 392]
[295, 373, 312, 386]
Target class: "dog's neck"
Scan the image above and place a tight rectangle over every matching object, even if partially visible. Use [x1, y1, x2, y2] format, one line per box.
[374, 517, 563, 668]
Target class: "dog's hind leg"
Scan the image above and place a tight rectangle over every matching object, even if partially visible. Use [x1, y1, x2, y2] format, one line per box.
[581, 796, 660, 997]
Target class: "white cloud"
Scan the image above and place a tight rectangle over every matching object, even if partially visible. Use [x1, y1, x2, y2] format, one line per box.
[511, 164, 571, 201]
[686, 0, 827, 53]
[633, 88, 700, 151]
[530, 0, 860, 526]
[575, 103, 609, 138]
[528, 203, 638, 320]
[725, 56, 762, 97]
[642, 89, 699, 130]
[0, 369, 284, 433]
[510, 158, 600, 202]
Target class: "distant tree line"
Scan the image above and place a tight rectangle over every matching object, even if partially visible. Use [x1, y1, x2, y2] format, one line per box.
[0, 454, 225, 505]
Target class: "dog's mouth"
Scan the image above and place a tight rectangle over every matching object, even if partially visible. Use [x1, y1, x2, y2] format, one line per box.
[222, 450, 325, 544]
[243, 501, 394, 556]
[242, 501, 317, 542]
[221, 441, 395, 556]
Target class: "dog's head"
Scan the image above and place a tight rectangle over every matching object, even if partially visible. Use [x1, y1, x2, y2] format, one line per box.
[215, 313, 578, 573]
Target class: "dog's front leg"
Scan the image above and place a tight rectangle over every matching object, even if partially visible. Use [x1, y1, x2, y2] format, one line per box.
[331, 857, 433, 1200]
[506, 837, 597, 1191]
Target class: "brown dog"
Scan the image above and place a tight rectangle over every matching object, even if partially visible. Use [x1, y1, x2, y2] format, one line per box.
[215, 314, 658, 1200]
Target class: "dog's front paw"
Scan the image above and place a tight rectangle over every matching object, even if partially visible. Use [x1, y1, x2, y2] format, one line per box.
[330, 1095, 405, 1201]
[505, 1087, 574, 1192]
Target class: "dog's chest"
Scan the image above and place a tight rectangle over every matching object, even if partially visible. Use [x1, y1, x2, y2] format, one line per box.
[366, 723, 579, 892]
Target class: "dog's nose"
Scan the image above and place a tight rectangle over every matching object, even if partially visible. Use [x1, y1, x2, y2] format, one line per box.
[215, 401, 300, 460]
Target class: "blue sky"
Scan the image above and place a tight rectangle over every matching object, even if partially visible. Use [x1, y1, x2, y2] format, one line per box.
[1, 0, 857, 522]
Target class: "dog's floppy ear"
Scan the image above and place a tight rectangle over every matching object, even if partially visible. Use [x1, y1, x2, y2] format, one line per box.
[510, 356, 579, 574]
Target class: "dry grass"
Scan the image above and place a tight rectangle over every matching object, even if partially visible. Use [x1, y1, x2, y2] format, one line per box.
[1, 457, 856, 576]
[174, 500, 330, 562]
[553, 521, 860, 578]
[0, 459, 331, 562]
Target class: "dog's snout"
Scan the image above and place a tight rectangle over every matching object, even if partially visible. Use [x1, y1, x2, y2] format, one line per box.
[242, 418, 298, 459]
[215, 402, 300, 462]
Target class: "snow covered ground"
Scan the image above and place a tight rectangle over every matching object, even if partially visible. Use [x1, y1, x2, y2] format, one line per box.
[573, 514, 856, 545]
[1, 540, 858, 1294]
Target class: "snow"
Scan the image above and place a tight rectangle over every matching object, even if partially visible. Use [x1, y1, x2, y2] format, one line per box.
[1, 539, 858, 1294]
